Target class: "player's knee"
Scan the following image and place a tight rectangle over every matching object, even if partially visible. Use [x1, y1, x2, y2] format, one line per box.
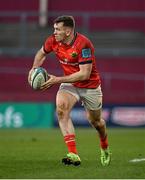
[56, 101, 69, 119]
[86, 111, 100, 123]
[87, 113, 104, 129]
[92, 119, 105, 129]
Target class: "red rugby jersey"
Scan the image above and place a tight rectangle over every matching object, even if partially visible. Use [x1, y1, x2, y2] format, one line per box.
[43, 32, 101, 88]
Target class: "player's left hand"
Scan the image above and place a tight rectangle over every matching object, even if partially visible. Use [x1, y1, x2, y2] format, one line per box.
[40, 74, 58, 91]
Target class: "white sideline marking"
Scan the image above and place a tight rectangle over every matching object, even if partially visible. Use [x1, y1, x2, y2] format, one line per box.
[129, 158, 145, 162]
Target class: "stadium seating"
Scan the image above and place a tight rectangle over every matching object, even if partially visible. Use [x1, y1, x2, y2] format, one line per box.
[0, 56, 144, 104]
[0, 0, 144, 105]
[0, 0, 145, 32]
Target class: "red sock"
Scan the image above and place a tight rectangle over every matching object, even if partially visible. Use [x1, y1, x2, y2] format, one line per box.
[100, 134, 108, 149]
[64, 134, 77, 154]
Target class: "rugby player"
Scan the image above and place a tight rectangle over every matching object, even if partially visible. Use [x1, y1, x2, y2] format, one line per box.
[28, 15, 111, 166]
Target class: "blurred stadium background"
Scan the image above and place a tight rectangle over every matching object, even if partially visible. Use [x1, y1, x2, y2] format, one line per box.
[0, 0, 145, 128]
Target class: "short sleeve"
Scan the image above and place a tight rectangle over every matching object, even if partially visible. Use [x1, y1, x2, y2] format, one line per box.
[78, 40, 95, 65]
[43, 35, 54, 54]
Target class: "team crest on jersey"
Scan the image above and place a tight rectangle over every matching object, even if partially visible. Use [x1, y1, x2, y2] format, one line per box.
[71, 51, 78, 58]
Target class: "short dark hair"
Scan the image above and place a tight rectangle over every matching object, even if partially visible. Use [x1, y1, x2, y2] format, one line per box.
[54, 15, 75, 28]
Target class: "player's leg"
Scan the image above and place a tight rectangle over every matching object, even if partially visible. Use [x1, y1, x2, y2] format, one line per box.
[79, 86, 111, 166]
[85, 100, 111, 166]
[86, 104, 107, 142]
[56, 88, 81, 165]
[56, 90, 77, 136]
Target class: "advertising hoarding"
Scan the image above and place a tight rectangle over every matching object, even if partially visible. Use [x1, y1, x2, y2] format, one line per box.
[0, 102, 54, 128]
[54, 105, 145, 127]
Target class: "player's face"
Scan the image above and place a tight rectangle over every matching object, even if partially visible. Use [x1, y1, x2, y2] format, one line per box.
[53, 22, 70, 42]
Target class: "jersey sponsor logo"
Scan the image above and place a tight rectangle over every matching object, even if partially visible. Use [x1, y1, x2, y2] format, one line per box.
[64, 58, 68, 62]
[82, 48, 91, 58]
[59, 59, 79, 66]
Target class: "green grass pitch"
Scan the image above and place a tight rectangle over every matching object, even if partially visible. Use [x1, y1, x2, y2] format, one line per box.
[0, 128, 145, 179]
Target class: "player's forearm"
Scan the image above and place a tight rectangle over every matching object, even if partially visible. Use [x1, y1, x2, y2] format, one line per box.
[57, 71, 90, 83]
[32, 49, 46, 69]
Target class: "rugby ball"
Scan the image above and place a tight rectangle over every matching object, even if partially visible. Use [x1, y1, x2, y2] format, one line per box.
[30, 67, 48, 90]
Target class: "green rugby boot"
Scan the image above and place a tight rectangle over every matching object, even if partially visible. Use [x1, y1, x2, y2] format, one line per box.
[62, 152, 81, 166]
[100, 147, 111, 166]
